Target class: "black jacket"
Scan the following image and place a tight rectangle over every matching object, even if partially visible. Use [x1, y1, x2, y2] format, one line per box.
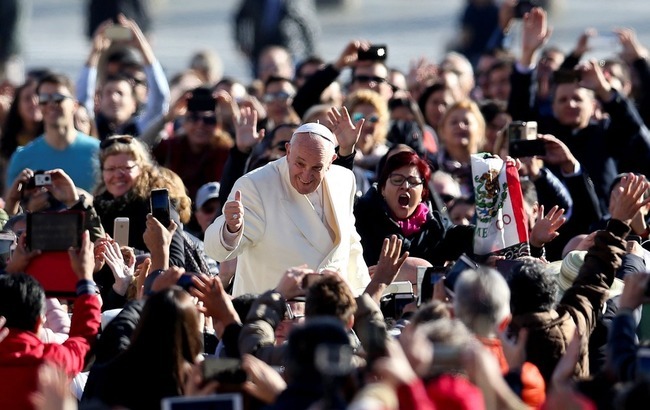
[354, 184, 475, 266]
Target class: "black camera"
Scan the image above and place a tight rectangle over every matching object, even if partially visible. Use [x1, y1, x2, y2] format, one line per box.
[358, 44, 388, 62]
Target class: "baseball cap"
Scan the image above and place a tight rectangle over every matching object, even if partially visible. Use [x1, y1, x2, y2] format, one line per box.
[195, 182, 221, 209]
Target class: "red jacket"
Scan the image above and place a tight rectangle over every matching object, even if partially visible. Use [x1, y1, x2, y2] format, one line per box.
[0, 294, 101, 410]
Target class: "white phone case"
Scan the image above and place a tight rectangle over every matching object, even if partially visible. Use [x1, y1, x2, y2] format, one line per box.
[113, 217, 130, 247]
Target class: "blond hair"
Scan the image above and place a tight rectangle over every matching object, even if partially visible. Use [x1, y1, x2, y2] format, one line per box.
[344, 89, 389, 146]
[158, 167, 192, 224]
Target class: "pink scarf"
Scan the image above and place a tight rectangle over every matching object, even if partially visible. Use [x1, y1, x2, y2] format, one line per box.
[397, 202, 429, 237]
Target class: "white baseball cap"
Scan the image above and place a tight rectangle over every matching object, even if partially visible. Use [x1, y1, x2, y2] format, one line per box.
[195, 182, 221, 209]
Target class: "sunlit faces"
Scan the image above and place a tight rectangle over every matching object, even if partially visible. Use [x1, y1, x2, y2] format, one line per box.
[352, 62, 392, 100]
[102, 153, 142, 198]
[286, 134, 336, 195]
[381, 165, 424, 220]
[37, 83, 76, 128]
[263, 80, 296, 122]
[18, 83, 42, 124]
[424, 88, 455, 130]
[184, 110, 218, 148]
[350, 103, 381, 155]
[99, 79, 137, 123]
[552, 83, 595, 130]
[440, 108, 481, 155]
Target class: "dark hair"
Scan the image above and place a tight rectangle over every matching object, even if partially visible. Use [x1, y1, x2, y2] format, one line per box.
[479, 99, 508, 124]
[417, 82, 447, 124]
[305, 275, 357, 325]
[127, 287, 203, 392]
[36, 73, 75, 96]
[507, 259, 558, 315]
[102, 73, 136, 98]
[377, 151, 431, 201]
[0, 79, 44, 159]
[0, 273, 46, 331]
[231, 293, 259, 321]
[295, 56, 325, 78]
[264, 75, 295, 90]
[410, 300, 451, 327]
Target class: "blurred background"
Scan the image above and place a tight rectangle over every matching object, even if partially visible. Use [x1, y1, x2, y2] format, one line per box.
[12, 0, 650, 83]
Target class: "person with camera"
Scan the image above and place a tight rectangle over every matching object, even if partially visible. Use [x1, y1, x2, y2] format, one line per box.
[78, 14, 169, 141]
[4, 73, 100, 194]
[508, 7, 650, 217]
[0, 230, 101, 410]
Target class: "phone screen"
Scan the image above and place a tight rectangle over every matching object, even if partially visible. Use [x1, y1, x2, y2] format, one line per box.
[27, 212, 83, 251]
[201, 357, 246, 384]
[150, 189, 171, 227]
[444, 255, 478, 292]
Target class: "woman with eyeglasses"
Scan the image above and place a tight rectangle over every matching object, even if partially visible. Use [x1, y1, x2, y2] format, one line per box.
[94, 135, 186, 279]
[354, 150, 474, 268]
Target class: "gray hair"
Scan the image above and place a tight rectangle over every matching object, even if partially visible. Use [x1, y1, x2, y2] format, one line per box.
[453, 267, 511, 338]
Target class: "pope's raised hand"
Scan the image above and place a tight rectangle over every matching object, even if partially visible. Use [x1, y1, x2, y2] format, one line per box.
[225, 190, 244, 233]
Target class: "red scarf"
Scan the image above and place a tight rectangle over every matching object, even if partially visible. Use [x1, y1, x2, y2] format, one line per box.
[397, 202, 429, 237]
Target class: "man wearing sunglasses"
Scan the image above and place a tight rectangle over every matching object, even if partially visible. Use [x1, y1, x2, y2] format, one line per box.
[5, 73, 100, 194]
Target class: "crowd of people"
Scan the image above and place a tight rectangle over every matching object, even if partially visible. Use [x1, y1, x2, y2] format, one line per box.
[1, 2, 650, 409]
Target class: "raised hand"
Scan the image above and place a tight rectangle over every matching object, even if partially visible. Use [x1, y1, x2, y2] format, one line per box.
[68, 231, 94, 281]
[224, 190, 245, 233]
[190, 275, 240, 338]
[365, 235, 409, 303]
[334, 40, 371, 70]
[539, 134, 579, 174]
[530, 204, 566, 248]
[520, 7, 552, 66]
[275, 264, 312, 300]
[5, 232, 40, 274]
[327, 106, 362, 157]
[577, 59, 614, 101]
[615, 27, 649, 63]
[241, 354, 287, 404]
[117, 14, 155, 65]
[102, 240, 135, 296]
[610, 173, 650, 225]
[234, 106, 263, 153]
[44, 169, 79, 207]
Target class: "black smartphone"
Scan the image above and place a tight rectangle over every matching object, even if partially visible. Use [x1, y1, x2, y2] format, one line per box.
[187, 87, 216, 112]
[150, 188, 171, 227]
[443, 254, 479, 292]
[27, 211, 84, 252]
[358, 44, 388, 62]
[201, 357, 247, 385]
[509, 138, 546, 158]
[418, 266, 447, 305]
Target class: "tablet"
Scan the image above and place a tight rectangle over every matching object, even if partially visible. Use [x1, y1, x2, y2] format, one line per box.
[160, 393, 243, 410]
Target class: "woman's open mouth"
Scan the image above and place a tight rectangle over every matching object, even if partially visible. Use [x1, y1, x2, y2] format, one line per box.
[398, 194, 410, 207]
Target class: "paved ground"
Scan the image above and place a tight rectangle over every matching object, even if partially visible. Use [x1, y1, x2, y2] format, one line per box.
[20, 0, 650, 84]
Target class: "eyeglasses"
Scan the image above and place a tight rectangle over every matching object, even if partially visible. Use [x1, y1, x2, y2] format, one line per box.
[263, 91, 293, 103]
[186, 112, 218, 125]
[388, 173, 424, 188]
[100, 136, 134, 149]
[102, 164, 139, 174]
[352, 112, 380, 124]
[38, 92, 73, 105]
[353, 75, 387, 84]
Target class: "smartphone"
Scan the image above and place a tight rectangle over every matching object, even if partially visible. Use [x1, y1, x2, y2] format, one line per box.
[0, 231, 16, 267]
[418, 266, 446, 305]
[201, 357, 247, 384]
[507, 121, 537, 141]
[176, 273, 196, 291]
[150, 188, 171, 227]
[589, 33, 620, 52]
[302, 273, 323, 289]
[113, 217, 130, 247]
[187, 87, 217, 112]
[27, 211, 84, 252]
[443, 254, 479, 293]
[509, 138, 546, 158]
[105, 25, 133, 41]
[358, 44, 388, 62]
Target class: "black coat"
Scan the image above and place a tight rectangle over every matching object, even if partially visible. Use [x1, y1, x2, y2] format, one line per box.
[354, 185, 475, 266]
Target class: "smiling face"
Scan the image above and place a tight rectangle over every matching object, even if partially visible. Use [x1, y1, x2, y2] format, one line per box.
[38, 82, 76, 129]
[102, 153, 142, 198]
[99, 79, 137, 124]
[381, 165, 424, 220]
[440, 107, 482, 161]
[552, 83, 595, 129]
[18, 83, 42, 124]
[286, 133, 336, 195]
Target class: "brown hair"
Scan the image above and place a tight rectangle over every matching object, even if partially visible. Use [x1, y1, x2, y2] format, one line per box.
[305, 275, 357, 325]
[158, 167, 192, 224]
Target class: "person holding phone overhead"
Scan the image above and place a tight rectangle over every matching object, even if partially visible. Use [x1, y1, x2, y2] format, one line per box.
[205, 118, 370, 296]
[93, 135, 185, 275]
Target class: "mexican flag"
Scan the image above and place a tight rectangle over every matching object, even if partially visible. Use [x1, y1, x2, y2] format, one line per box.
[470, 154, 530, 258]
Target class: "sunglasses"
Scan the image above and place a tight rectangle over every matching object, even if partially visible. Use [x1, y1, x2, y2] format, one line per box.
[100, 136, 134, 149]
[353, 75, 387, 84]
[263, 91, 293, 103]
[352, 112, 380, 124]
[38, 92, 72, 105]
[187, 112, 218, 125]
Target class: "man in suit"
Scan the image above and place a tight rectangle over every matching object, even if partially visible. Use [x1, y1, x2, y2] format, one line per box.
[205, 122, 370, 296]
